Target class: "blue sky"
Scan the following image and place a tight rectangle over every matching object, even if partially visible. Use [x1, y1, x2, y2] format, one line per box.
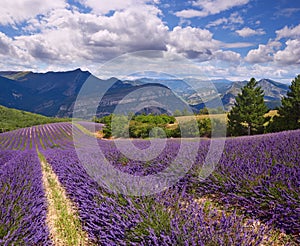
[0, 0, 299, 83]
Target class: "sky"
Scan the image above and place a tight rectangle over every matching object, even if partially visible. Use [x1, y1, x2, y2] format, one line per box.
[0, 0, 299, 83]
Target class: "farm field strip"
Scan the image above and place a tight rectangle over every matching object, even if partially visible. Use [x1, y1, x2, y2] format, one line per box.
[42, 146, 273, 245]
[0, 122, 98, 245]
[38, 151, 91, 246]
[0, 122, 299, 244]
[42, 131, 299, 244]
[0, 151, 51, 245]
[0, 122, 80, 150]
[198, 134, 300, 239]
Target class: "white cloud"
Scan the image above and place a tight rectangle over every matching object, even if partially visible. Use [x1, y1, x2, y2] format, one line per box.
[236, 27, 265, 37]
[245, 40, 281, 63]
[175, 9, 208, 18]
[0, 4, 249, 72]
[274, 8, 300, 18]
[274, 39, 300, 65]
[174, 60, 293, 84]
[214, 50, 241, 63]
[0, 32, 15, 55]
[168, 26, 219, 60]
[167, 26, 242, 64]
[222, 42, 253, 48]
[232, 64, 290, 81]
[176, 0, 249, 18]
[276, 24, 300, 39]
[193, 0, 249, 14]
[0, 5, 252, 73]
[14, 6, 169, 67]
[206, 18, 228, 28]
[244, 29, 300, 66]
[0, 0, 297, 82]
[0, 32, 35, 68]
[76, 0, 159, 14]
[227, 12, 244, 27]
[206, 12, 244, 29]
[0, 0, 66, 25]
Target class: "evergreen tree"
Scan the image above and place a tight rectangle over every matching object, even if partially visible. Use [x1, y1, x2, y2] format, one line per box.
[228, 78, 268, 136]
[272, 75, 300, 131]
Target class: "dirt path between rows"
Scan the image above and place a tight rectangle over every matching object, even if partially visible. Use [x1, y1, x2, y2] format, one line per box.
[38, 152, 92, 246]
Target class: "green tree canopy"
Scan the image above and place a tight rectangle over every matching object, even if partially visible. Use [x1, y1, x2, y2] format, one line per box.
[271, 75, 300, 131]
[228, 78, 268, 136]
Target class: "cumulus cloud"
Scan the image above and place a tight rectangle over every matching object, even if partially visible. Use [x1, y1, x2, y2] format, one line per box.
[242, 23, 300, 67]
[0, 0, 66, 25]
[14, 6, 169, 66]
[192, 0, 249, 15]
[0, 4, 250, 73]
[244, 25, 300, 67]
[276, 24, 300, 39]
[0, 32, 15, 55]
[214, 50, 241, 63]
[236, 27, 265, 37]
[0, 31, 35, 68]
[2, 0, 297, 80]
[274, 39, 300, 65]
[176, 0, 249, 18]
[232, 63, 290, 81]
[245, 40, 281, 63]
[76, 0, 159, 14]
[167, 26, 242, 64]
[168, 26, 219, 60]
[0, 2, 251, 73]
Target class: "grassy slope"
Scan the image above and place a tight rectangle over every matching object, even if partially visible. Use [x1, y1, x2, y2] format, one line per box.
[0, 105, 69, 132]
[176, 110, 278, 123]
[176, 113, 228, 123]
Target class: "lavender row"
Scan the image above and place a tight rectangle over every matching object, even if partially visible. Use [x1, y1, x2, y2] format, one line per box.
[0, 150, 51, 245]
[189, 130, 300, 240]
[0, 150, 21, 168]
[75, 121, 103, 133]
[0, 122, 82, 151]
[1, 122, 298, 243]
[60, 130, 299, 243]
[42, 147, 133, 245]
[86, 132, 299, 239]
[43, 143, 272, 245]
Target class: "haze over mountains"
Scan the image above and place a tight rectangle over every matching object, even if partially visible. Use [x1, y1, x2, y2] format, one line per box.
[0, 69, 289, 118]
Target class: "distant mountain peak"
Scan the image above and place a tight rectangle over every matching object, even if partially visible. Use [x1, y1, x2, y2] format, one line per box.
[0, 69, 290, 116]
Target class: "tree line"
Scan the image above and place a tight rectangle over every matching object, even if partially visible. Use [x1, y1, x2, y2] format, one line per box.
[228, 75, 300, 136]
[95, 113, 224, 138]
[94, 75, 300, 138]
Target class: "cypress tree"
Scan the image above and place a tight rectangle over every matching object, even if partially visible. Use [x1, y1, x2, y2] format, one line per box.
[228, 78, 268, 136]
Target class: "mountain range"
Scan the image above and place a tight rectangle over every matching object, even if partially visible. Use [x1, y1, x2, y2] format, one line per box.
[0, 69, 289, 118]
[139, 77, 289, 110]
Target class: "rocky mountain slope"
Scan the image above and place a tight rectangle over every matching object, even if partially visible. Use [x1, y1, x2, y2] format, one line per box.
[140, 77, 289, 110]
[0, 69, 289, 117]
[0, 69, 186, 118]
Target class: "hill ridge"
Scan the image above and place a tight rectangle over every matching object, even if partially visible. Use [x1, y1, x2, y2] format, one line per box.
[0, 69, 289, 116]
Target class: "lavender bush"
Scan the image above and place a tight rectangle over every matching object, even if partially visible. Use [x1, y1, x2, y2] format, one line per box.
[0, 122, 299, 244]
[0, 151, 51, 245]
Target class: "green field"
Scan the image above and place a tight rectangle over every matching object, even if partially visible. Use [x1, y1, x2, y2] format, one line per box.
[0, 105, 69, 133]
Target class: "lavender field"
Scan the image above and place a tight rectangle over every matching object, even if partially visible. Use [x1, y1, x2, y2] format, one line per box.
[0, 122, 299, 245]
